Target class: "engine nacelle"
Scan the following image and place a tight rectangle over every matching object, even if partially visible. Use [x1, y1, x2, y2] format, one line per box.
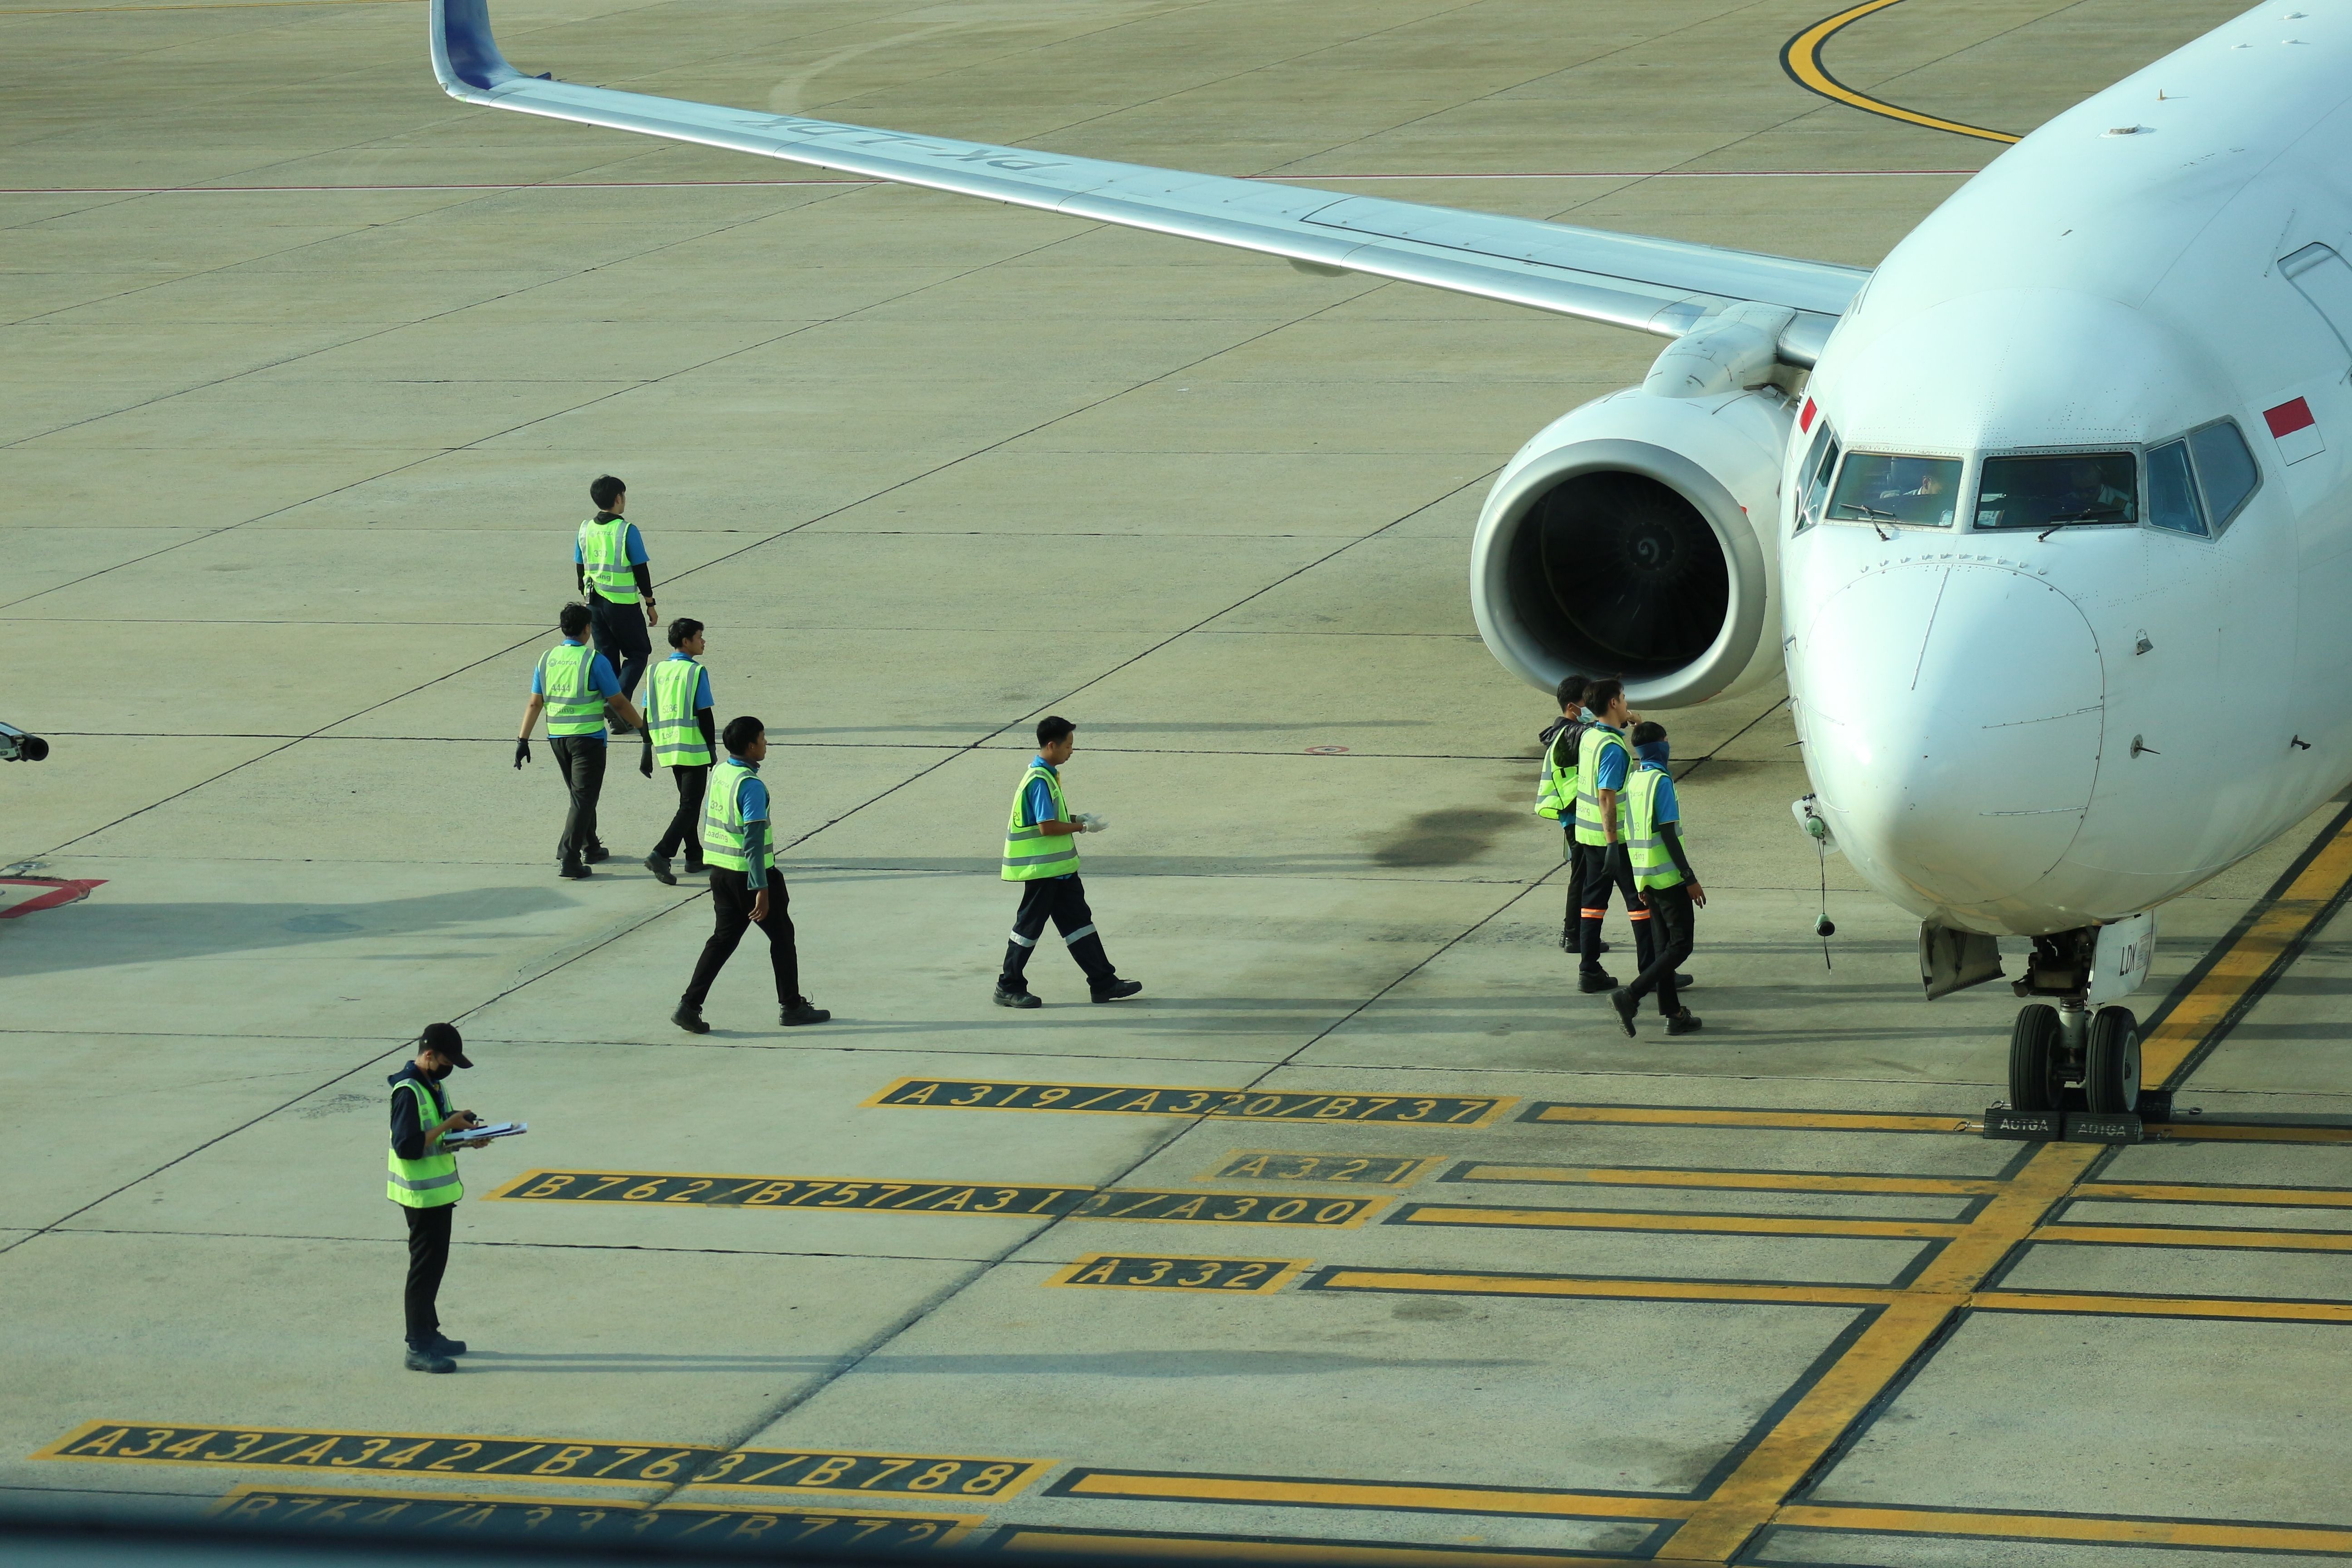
[1470, 386, 1794, 709]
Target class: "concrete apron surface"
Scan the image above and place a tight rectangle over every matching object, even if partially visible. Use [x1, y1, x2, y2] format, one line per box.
[5, 1, 2348, 1565]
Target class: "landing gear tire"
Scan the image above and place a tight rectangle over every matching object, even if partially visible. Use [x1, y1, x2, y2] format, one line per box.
[2086, 1006, 2141, 1114]
[2009, 1003, 2066, 1112]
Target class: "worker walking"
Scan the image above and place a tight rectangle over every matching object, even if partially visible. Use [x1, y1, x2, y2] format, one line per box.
[640, 617, 715, 886]
[515, 603, 644, 880]
[388, 1023, 495, 1374]
[672, 716, 830, 1033]
[1611, 721, 1705, 1037]
[576, 474, 659, 714]
[994, 716, 1142, 1008]
[1534, 675, 1605, 957]
[1574, 678, 1656, 992]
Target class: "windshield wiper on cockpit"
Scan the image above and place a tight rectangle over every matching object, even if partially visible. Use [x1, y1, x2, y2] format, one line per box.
[1834, 501, 1894, 540]
[2035, 506, 2127, 540]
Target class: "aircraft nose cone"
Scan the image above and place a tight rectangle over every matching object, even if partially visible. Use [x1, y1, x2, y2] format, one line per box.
[1802, 562, 2103, 914]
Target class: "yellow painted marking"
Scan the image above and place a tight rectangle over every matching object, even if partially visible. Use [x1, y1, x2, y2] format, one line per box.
[1976, 1290, 2352, 1324]
[1045, 1254, 1309, 1292]
[868, 1078, 1513, 1126]
[483, 1170, 1382, 1228]
[1655, 1142, 2099, 1561]
[1779, 0, 2020, 145]
[1455, 1164, 2002, 1197]
[33, 1421, 713, 1482]
[1204, 1151, 1437, 1186]
[1058, 1469, 1697, 1521]
[1313, 1270, 1899, 1309]
[210, 1485, 980, 1547]
[995, 1527, 1647, 1566]
[2142, 814, 2352, 1085]
[2085, 1181, 2352, 1208]
[1396, 1206, 1962, 1240]
[2035, 1223, 2352, 1252]
[1779, 1502, 2352, 1552]
[1530, 1105, 1969, 1135]
[679, 1447, 1048, 1498]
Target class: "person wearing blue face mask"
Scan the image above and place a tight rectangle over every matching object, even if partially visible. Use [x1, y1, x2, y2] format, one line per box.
[1610, 721, 1705, 1038]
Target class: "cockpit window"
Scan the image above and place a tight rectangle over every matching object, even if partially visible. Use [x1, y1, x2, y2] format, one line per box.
[1828, 453, 1960, 529]
[1793, 424, 1839, 534]
[2186, 420, 2259, 530]
[2146, 441, 2205, 536]
[1975, 451, 2137, 529]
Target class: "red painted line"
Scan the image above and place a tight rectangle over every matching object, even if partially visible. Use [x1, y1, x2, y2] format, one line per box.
[0, 877, 106, 918]
[0, 169, 1977, 196]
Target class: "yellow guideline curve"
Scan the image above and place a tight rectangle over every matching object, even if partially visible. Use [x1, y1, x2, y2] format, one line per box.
[1646, 804, 2352, 1563]
[1781, 0, 2022, 146]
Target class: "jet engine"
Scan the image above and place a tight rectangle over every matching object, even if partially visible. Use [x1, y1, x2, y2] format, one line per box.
[1470, 337, 1796, 709]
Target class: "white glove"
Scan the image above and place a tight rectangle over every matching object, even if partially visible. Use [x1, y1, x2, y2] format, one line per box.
[1076, 812, 1109, 834]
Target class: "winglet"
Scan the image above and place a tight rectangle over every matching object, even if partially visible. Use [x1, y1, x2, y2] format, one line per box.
[432, 0, 520, 97]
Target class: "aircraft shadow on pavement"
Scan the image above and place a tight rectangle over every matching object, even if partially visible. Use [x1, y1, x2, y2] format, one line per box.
[0, 887, 574, 978]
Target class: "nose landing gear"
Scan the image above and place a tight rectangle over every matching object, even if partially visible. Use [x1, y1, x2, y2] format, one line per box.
[2005, 928, 2142, 1114]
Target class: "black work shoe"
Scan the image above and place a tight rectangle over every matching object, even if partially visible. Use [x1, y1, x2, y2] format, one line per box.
[1561, 934, 1613, 956]
[644, 853, 676, 886]
[780, 1000, 832, 1026]
[993, 986, 1042, 1009]
[404, 1345, 456, 1374]
[584, 844, 610, 864]
[1578, 970, 1619, 994]
[1609, 988, 1638, 1038]
[671, 1003, 710, 1035]
[1672, 973, 1695, 990]
[1666, 1011, 1704, 1037]
[1090, 979, 1143, 1003]
[425, 1333, 467, 1356]
[559, 863, 592, 880]
[1595, 940, 1612, 955]
[683, 858, 708, 876]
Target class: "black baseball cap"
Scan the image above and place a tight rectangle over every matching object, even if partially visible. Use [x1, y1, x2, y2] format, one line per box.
[420, 1022, 472, 1068]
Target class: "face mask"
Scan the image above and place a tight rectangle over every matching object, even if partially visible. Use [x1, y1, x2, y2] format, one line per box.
[426, 1061, 454, 1081]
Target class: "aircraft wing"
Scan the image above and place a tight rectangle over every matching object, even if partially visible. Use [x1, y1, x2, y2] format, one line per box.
[431, 0, 1865, 364]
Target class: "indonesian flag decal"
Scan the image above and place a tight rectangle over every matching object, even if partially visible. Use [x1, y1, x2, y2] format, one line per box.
[2264, 397, 2325, 465]
[1798, 397, 1817, 433]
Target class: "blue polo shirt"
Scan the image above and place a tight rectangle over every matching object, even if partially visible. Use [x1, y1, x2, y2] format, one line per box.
[1636, 759, 1678, 824]
[1589, 720, 1630, 794]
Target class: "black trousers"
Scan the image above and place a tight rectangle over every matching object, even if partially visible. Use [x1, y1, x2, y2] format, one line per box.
[683, 868, 801, 1008]
[1624, 882, 1695, 1016]
[403, 1202, 454, 1343]
[1000, 874, 1116, 990]
[1563, 835, 1591, 942]
[549, 735, 606, 867]
[1579, 844, 1656, 975]
[588, 594, 652, 698]
[656, 763, 706, 861]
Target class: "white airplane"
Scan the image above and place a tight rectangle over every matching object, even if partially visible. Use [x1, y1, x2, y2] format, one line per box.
[431, 0, 2352, 1114]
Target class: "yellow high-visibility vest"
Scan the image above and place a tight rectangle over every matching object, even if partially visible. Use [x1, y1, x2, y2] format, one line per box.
[1002, 765, 1080, 881]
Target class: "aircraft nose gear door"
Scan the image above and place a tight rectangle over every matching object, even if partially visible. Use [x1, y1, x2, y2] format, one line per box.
[2006, 914, 2154, 1116]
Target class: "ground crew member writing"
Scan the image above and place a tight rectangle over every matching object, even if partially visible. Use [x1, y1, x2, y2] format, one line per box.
[387, 1023, 496, 1374]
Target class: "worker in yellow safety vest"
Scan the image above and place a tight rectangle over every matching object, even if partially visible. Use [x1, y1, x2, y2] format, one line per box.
[1607, 721, 1705, 1039]
[993, 715, 1142, 1009]
[639, 617, 716, 885]
[514, 603, 644, 879]
[574, 474, 660, 716]
[387, 1023, 498, 1374]
[1534, 674, 1607, 957]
